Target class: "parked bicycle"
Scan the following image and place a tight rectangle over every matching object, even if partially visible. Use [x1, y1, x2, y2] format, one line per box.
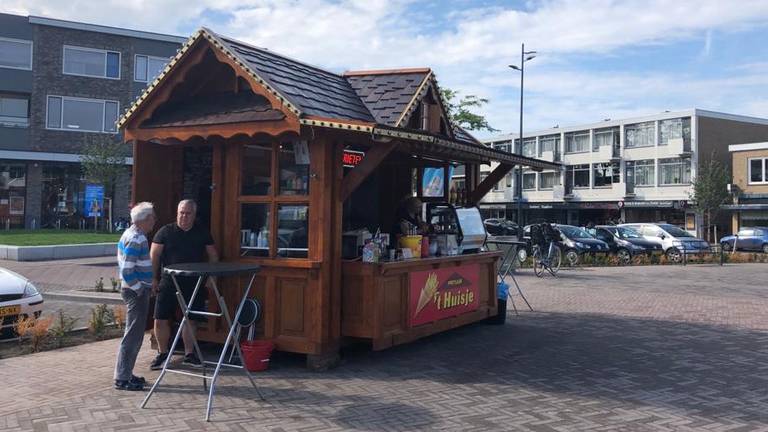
[530, 223, 562, 277]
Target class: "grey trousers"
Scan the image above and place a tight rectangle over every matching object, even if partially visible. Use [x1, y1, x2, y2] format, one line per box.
[114, 287, 150, 381]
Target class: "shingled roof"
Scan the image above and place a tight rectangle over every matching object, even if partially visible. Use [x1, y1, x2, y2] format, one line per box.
[344, 69, 431, 127]
[117, 29, 563, 170]
[213, 32, 376, 123]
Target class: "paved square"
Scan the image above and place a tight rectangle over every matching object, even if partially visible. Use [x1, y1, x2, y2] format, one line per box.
[1, 263, 767, 431]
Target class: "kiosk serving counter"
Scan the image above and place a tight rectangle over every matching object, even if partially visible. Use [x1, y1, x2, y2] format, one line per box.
[119, 28, 559, 368]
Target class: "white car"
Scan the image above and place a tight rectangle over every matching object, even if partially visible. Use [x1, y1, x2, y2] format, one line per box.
[0, 268, 44, 336]
[618, 223, 710, 262]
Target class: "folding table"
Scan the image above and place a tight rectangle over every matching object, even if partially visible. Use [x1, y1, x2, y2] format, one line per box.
[485, 237, 533, 314]
[140, 262, 263, 421]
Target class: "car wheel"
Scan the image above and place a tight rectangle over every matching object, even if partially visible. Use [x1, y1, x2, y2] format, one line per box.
[762, 244, 768, 254]
[721, 242, 732, 252]
[565, 249, 579, 266]
[517, 248, 528, 263]
[665, 248, 681, 263]
[616, 248, 631, 265]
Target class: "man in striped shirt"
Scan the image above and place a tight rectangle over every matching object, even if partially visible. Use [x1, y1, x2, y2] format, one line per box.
[114, 202, 156, 391]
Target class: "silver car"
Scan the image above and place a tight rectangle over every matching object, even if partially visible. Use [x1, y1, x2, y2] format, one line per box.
[619, 223, 710, 262]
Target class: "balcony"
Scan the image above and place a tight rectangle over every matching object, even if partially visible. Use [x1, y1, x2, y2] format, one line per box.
[668, 138, 692, 156]
[612, 182, 635, 197]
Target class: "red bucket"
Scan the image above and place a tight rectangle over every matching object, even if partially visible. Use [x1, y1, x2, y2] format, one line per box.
[240, 340, 275, 372]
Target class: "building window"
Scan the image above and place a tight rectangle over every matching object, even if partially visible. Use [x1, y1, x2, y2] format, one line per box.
[0, 163, 26, 228]
[593, 162, 619, 187]
[659, 117, 691, 148]
[565, 131, 590, 153]
[46, 95, 119, 133]
[539, 171, 559, 190]
[134, 54, 169, 83]
[539, 134, 559, 156]
[0, 94, 29, 127]
[625, 121, 655, 148]
[749, 157, 767, 184]
[522, 172, 536, 190]
[570, 164, 590, 188]
[627, 159, 655, 186]
[493, 141, 512, 153]
[659, 158, 691, 185]
[0, 37, 32, 70]
[594, 127, 619, 150]
[505, 173, 513, 188]
[63, 46, 120, 79]
[521, 138, 536, 157]
[41, 163, 87, 229]
[240, 139, 310, 259]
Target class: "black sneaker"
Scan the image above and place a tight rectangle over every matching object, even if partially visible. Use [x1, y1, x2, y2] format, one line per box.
[150, 352, 169, 371]
[130, 375, 146, 385]
[115, 379, 144, 391]
[182, 352, 203, 368]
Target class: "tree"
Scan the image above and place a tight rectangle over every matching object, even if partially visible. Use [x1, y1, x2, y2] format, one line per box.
[80, 138, 130, 231]
[440, 88, 499, 133]
[689, 153, 730, 242]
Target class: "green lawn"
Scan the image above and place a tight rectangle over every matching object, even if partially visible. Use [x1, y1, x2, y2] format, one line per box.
[0, 230, 121, 246]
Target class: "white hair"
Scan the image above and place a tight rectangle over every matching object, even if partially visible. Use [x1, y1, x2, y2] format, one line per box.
[178, 199, 197, 213]
[130, 202, 155, 223]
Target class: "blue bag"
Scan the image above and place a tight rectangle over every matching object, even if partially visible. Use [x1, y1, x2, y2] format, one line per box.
[496, 281, 509, 300]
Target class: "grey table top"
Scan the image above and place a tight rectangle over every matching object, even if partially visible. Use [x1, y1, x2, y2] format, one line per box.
[163, 262, 261, 277]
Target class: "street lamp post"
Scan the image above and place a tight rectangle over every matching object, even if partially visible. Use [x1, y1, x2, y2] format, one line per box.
[509, 43, 536, 232]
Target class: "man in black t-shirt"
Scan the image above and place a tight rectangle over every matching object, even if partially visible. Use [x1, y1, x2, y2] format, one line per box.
[149, 199, 218, 370]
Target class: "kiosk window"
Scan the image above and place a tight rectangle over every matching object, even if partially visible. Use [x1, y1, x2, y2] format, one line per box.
[278, 141, 310, 195]
[241, 143, 272, 195]
[277, 204, 308, 258]
[240, 204, 270, 257]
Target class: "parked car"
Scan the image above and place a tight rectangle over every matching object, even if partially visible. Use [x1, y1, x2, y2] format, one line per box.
[0, 268, 44, 337]
[483, 218, 519, 236]
[619, 223, 710, 262]
[720, 227, 768, 253]
[553, 224, 610, 265]
[588, 225, 663, 264]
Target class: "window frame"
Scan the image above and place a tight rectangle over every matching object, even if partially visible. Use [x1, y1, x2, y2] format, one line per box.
[238, 139, 311, 260]
[0, 37, 33, 71]
[522, 172, 537, 191]
[658, 157, 691, 185]
[0, 93, 30, 127]
[748, 157, 768, 185]
[628, 159, 656, 187]
[571, 163, 591, 189]
[45, 95, 120, 134]
[565, 131, 590, 154]
[539, 171, 559, 190]
[625, 121, 656, 149]
[133, 54, 169, 83]
[62, 45, 121, 80]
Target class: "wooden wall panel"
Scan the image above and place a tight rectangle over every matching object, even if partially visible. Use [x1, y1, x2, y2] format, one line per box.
[277, 277, 306, 336]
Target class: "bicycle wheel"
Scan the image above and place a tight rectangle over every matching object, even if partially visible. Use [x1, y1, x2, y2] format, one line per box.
[532, 247, 544, 277]
[548, 245, 562, 276]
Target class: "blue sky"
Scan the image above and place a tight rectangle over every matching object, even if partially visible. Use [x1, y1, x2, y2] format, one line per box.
[4, 0, 768, 139]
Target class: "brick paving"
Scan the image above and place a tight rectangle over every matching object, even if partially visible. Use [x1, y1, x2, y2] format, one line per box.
[0, 263, 766, 431]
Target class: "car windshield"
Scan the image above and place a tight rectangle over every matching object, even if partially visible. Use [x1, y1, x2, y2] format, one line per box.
[659, 224, 694, 237]
[558, 225, 593, 239]
[616, 227, 642, 239]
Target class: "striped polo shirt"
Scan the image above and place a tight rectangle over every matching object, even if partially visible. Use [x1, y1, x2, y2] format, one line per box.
[117, 225, 153, 292]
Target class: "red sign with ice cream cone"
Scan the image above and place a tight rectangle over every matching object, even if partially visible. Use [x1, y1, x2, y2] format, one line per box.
[409, 264, 480, 327]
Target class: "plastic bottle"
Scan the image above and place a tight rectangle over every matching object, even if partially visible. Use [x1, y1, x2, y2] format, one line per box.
[256, 230, 263, 247]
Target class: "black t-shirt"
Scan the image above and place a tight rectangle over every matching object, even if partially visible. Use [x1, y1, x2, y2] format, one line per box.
[153, 223, 214, 282]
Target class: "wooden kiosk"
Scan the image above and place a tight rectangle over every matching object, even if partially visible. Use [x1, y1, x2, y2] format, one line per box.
[120, 28, 559, 367]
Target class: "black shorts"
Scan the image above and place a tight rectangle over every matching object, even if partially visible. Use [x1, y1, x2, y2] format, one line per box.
[154, 276, 208, 322]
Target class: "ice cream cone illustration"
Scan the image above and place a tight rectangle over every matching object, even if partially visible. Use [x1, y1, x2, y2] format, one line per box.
[415, 272, 439, 315]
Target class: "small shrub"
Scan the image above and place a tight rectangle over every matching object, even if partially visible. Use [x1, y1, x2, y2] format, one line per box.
[95, 277, 105, 293]
[49, 310, 79, 348]
[15, 315, 53, 353]
[88, 304, 113, 339]
[112, 305, 126, 330]
[110, 277, 119, 293]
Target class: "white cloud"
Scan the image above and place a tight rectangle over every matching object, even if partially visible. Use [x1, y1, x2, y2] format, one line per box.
[3, 0, 768, 136]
